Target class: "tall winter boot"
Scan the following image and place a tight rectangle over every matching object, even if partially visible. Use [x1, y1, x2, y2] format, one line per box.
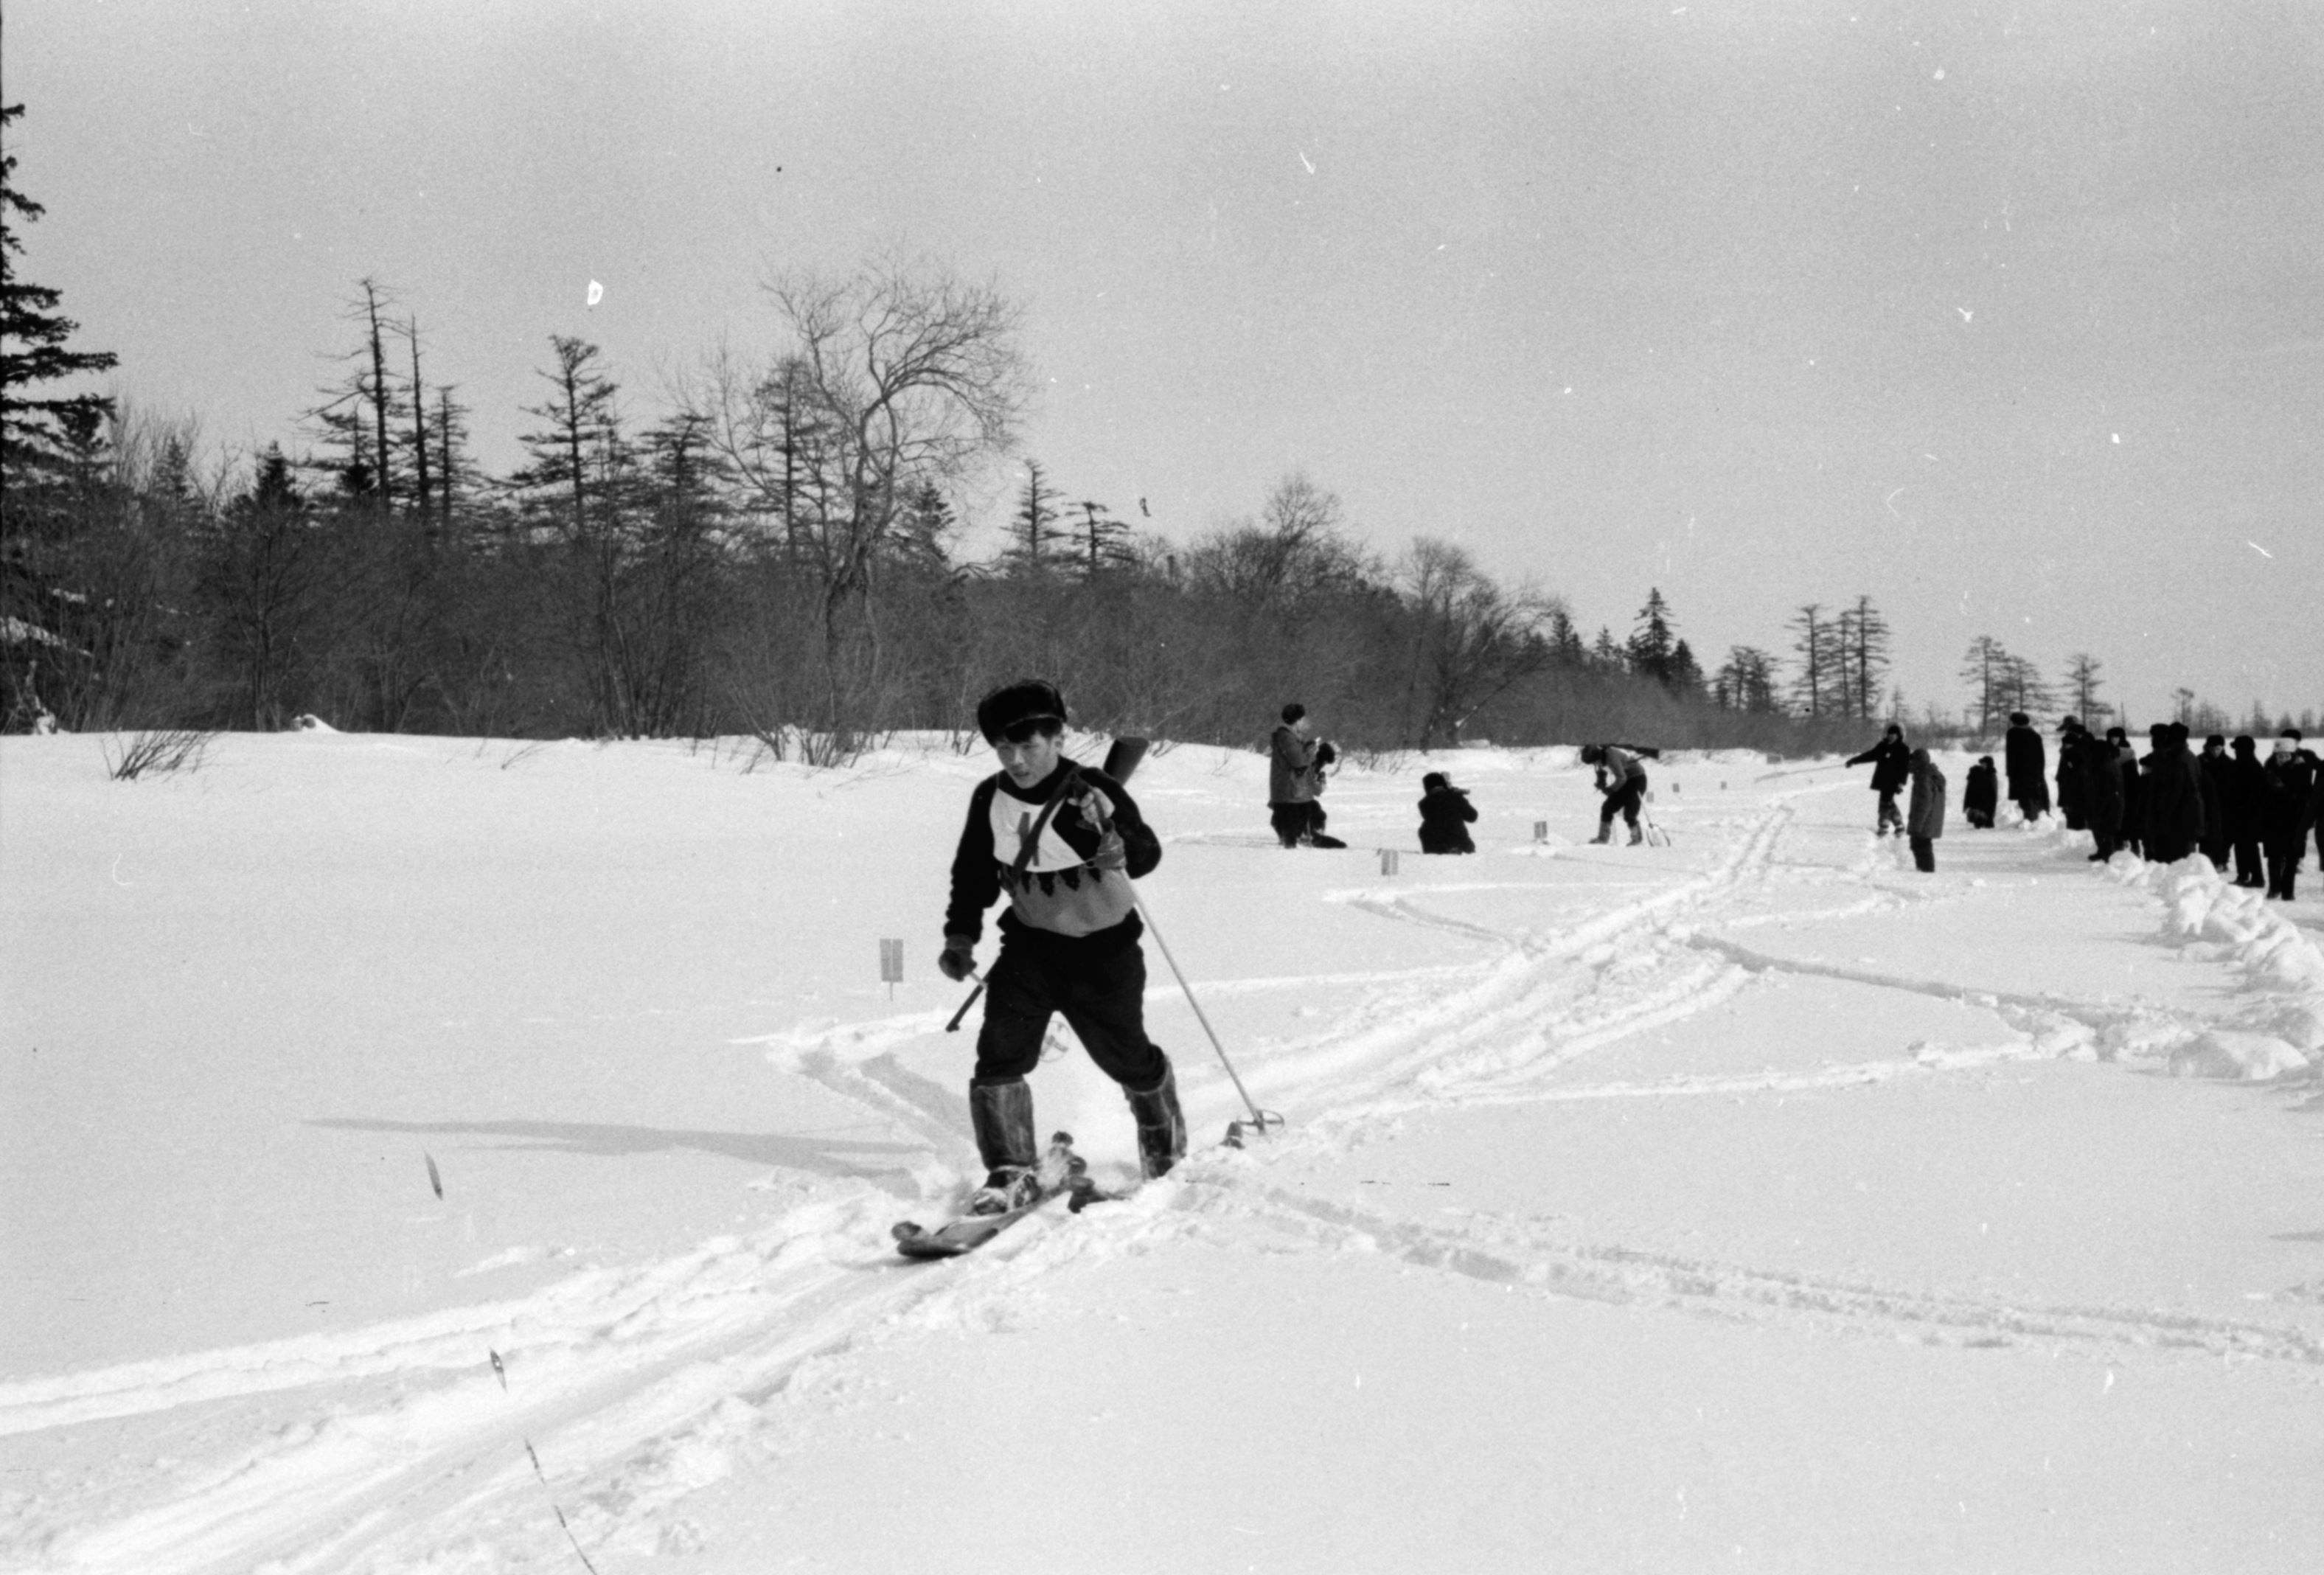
[967, 1079, 1040, 1214]
[1591, 821, 1613, 845]
[1627, 821, 1644, 846]
[1124, 1063, 1188, 1181]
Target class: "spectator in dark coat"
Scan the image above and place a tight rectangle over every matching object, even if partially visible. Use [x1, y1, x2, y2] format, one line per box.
[2225, 736, 2267, 887]
[2055, 717, 2089, 830]
[2261, 732, 2320, 900]
[2197, 735, 2231, 869]
[2084, 729, 2126, 862]
[1963, 757, 1999, 829]
[1905, 748, 1946, 872]
[1845, 724, 1912, 836]
[2140, 723, 2205, 865]
[2003, 713, 2049, 820]
[2108, 726, 2145, 858]
[1416, 771, 1478, 854]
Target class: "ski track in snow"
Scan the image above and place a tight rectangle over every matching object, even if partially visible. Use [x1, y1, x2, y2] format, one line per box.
[10, 788, 2323, 1573]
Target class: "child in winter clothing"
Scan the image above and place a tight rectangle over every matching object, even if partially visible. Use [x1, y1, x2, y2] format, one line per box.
[1416, 772, 1478, 854]
[1905, 748, 1946, 873]
[939, 680, 1186, 1211]
[1846, 724, 1912, 835]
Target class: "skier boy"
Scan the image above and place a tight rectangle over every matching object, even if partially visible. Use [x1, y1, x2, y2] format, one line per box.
[938, 680, 1188, 1212]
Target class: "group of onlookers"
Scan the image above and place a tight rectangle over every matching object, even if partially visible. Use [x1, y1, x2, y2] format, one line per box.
[1996, 712, 2323, 900]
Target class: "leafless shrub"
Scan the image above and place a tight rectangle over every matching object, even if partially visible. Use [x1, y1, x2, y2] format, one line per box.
[104, 728, 217, 781]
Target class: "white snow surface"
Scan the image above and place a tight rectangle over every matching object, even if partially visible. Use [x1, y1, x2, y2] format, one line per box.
[4, 732, 2322, 1573]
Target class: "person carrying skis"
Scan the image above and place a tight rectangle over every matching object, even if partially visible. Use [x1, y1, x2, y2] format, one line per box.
[1580, 743, 1651, 845]
[1416, 771, 1478, 854]
[938, 680, 1187, 1212]
[1845, 723, 1912, 836]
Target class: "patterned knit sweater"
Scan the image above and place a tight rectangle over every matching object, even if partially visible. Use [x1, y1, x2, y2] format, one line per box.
[944, 765, 1162, 951]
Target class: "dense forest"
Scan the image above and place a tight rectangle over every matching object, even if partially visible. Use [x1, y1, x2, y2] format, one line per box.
[3, 108, 2307, 759]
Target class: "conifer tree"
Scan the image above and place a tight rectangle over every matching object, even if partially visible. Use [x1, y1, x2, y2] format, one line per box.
[1627, 588, 1677, 684]
[0, 102, 118, 475]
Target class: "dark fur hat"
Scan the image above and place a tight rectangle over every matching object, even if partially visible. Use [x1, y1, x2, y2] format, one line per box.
[976, 679, 1068, 742]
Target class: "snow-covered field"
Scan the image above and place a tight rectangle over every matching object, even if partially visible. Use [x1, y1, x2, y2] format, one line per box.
[4, 730, 2321, 1574]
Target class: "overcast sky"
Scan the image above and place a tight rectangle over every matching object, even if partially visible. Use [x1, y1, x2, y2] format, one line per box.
[8, 0, 2320, 722]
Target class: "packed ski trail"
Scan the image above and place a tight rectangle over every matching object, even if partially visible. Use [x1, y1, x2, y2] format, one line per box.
[4, 735, 2320, 1572]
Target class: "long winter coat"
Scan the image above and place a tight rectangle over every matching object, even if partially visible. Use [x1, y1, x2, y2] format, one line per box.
[1417, 785, 1478, 854]
[2056, 733, 2087, 821]
[2004, 724, 2047, 802]
[2141, 740, 2206, 846]
[1907, 754, 1946, 840]
[2197, 751, 2228, 848]
[1847, 735, 1912, 795]
[2263, 750, 2320, 841]
[1963, 759, 1999, 824]
[1268, 724, 1317, 806]
[2115, 745, 2144, 840]
[2084, 740, 2125, 835]
[2222, 748, 2266, 839]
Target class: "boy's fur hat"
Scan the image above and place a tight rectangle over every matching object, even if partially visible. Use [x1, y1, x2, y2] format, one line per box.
[976, 679, 1068, 742]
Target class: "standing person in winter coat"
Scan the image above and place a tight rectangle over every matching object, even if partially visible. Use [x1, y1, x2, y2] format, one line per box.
[2109, 727, 2145, 858]
[1266, 704, 1344, 849]
[1905, 748, 1946, 873]
[1416, 771, 1478, 854]
[2140, 723, 2205, 865]
[2055, 717, 2090, 831]
[1963, 757, 2000, 829]
[2084, 728, 2126, 862]
[1581, 743, 1651, 845]
[1845, 724, 1912, 836]
[2261, 732, 2320, 900]
[2003, 712, 2050, 820]
[938, 680, 1186, 1211]
[2225, 736, 2268, 887]
[2197, 736, 2232, 869]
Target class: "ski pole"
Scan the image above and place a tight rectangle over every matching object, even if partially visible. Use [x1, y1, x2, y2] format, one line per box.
[1133, 892, 1282, 1140]
[944, 974, 984, 1033]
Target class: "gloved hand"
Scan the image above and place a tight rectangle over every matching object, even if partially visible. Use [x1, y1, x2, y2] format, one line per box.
[939, 937, 978, 983]
[1090, 828, 1127, 871]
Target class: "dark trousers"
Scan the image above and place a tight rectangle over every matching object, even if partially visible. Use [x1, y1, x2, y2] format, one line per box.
[1875, 790, 1903, 835]
[1600, 779, 1643, 831]
[2233, 835, 2264, 885]
[2264, 835, 2302, 900]
[2146, 835, 2191, 865]
[1270, 802, 1342, 849]
[974, 936, 1167, 1089]
[1908, 835, 1935, 872]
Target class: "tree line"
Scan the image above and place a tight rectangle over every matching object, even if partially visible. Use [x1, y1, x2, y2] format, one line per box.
[8, 105, 2302, 757]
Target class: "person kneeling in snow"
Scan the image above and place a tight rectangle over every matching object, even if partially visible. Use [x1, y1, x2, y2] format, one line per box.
[938, 680, 1186, 1212]
[1906, 748, 1946, 873]
[1581, 743, 1651, 845]
[1963, 756, 1998, 829]
[1416, 771, 1477, 854]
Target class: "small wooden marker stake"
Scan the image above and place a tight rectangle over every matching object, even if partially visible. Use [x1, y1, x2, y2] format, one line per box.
[879, 938, 904, 1000]
[1380, 848, 1400, 875]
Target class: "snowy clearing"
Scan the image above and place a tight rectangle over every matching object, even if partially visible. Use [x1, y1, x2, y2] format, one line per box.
[3, 732, 2321, 1573]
